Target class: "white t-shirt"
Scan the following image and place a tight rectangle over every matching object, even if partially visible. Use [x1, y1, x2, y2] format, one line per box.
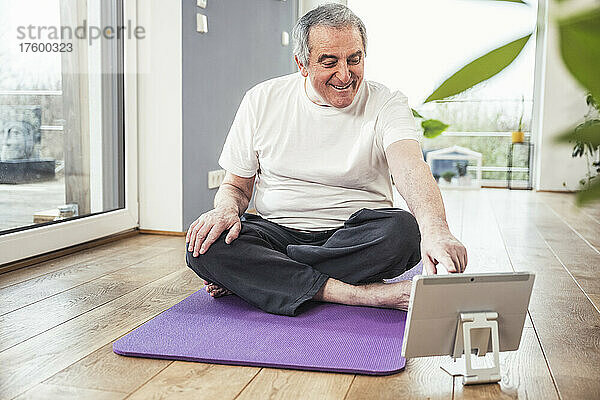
[218, 72, 421, 231]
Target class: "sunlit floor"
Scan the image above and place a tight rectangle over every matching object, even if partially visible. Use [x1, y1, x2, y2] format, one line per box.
[0, 189, 599, 399]
[0, 176, 64, 232]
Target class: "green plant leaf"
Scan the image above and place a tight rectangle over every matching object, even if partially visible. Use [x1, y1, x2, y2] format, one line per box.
[412, 108, 424, 119]
[425, 34, 532, 103]
[558, 8, 600, 103]
[488, 0, 527, 3]
[577, 177, 600, 205]
[422, 119, 450, 139]
[555, 120, 600, 148]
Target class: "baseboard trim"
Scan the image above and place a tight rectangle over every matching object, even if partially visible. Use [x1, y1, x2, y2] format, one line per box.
[536, 189, 577, 194]
[139, 229, 186, 236]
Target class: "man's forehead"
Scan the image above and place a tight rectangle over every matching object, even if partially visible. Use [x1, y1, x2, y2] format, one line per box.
[308, 25, 363, 54]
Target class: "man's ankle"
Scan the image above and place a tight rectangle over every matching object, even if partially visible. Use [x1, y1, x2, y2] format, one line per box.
[355, 282, 387, 307]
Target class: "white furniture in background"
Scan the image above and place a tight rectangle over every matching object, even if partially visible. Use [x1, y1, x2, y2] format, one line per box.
[426, 145, 483, 189]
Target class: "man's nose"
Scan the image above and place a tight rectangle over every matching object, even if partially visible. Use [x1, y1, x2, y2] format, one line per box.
[335, 62, 351, 83]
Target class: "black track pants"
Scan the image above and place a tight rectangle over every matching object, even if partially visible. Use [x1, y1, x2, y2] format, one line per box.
[186, 207, 421, 316]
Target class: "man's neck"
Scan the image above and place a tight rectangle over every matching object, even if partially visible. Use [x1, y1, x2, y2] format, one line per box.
[304, 78, 331, 107]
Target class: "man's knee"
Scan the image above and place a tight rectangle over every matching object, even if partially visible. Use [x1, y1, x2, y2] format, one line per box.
[379, 209, 421, 254]
[185, 245, 209, 280]
[185, 232, 229, 278]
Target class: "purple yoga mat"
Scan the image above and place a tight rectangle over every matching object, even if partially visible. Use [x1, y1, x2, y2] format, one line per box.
[113, 263, 422, 375]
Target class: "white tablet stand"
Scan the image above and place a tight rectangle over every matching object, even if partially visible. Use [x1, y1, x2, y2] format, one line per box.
[441, 312, 501, 385]
[402, 272, 535, 386]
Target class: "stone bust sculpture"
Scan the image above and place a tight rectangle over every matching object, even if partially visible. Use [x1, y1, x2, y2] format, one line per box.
[1, 121, 40, 160]
[0, 106, 42, 161]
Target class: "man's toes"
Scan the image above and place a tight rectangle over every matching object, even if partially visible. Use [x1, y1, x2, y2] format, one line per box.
[213, 288, 233, 298]
[205, 284, 218, 294]
[203, 282, 232, 298]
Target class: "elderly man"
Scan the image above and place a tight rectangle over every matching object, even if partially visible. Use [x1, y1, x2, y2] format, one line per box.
[186, 4, 467, 316]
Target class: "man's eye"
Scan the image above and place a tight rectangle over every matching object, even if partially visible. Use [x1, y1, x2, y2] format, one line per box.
[323, 62, 336, 67]
[348, 57, 361, 65]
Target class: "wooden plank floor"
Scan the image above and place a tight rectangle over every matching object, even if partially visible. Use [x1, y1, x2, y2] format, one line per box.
[1, 190, 599, 399]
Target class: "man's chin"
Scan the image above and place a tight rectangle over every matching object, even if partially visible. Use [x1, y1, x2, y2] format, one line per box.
[328, 94, 356, 108]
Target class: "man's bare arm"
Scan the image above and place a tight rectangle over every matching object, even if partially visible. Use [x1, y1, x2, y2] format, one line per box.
[385, 139, 467, 274]
[186, 172, 255, 257]
[214, 173, 255, 216]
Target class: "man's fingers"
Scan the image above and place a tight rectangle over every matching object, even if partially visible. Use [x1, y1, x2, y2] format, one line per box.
[450, 252, 462, 273]
[192, 223, 211, 256]
[186, 219, 199, 244]
[423, 256, 437, 275]
[225, 221, 242, 244]
[442, 255, 458, 273]
[452, 248, 467, 273]
[191, 219, 205, 241]
[188, 208, 241, 255]
[458, 251, 467, 272]
[188, 220, 205, 252]
[186, 219, 200, 245]
[191, 218, 240, 256]
[200, 225, 225, 254]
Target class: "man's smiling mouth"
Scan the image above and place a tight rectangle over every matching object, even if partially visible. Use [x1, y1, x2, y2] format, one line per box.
[330, 81, 353, 91]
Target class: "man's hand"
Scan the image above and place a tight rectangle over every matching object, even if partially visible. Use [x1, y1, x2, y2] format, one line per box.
[420, 229, 468, 274]
[186, 207, 241, 257]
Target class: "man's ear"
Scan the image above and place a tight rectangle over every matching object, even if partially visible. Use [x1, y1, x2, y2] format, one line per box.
[294, 55, 309, 78]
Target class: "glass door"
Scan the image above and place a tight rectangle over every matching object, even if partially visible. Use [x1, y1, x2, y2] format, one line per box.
[0, 0, 138, 265]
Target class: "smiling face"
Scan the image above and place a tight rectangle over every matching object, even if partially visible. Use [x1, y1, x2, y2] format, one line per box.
[295, 25, 365, 109]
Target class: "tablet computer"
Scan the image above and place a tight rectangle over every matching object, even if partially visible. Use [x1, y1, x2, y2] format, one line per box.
[401, 272, 535, 358]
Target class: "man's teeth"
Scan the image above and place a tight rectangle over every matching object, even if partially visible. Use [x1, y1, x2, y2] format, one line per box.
[332, 82, 352, 90]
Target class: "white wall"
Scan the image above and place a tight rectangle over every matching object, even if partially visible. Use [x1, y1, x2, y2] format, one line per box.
[534, 0, 589, 191]
[137, 0, 183, 231]
[299, 0, 346, 16]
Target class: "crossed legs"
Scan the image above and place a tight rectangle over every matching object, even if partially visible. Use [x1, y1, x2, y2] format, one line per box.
[186, 208, 421, 316]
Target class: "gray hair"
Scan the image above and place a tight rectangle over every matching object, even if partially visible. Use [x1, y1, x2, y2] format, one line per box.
[292, 3, 367, 66]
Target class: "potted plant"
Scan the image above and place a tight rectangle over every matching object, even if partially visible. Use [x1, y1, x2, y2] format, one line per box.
[570, 93, 600, 191]
[442, 170, 456, 184]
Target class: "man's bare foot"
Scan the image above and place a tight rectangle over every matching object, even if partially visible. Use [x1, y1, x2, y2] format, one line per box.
[370, 280, 412, 310]
[314, 278, 412, 311]
[203, 280, 233, 297]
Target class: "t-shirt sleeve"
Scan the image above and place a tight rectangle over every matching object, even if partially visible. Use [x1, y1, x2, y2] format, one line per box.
[218, 93, 259, 178]
[376, 92, 423, 150]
